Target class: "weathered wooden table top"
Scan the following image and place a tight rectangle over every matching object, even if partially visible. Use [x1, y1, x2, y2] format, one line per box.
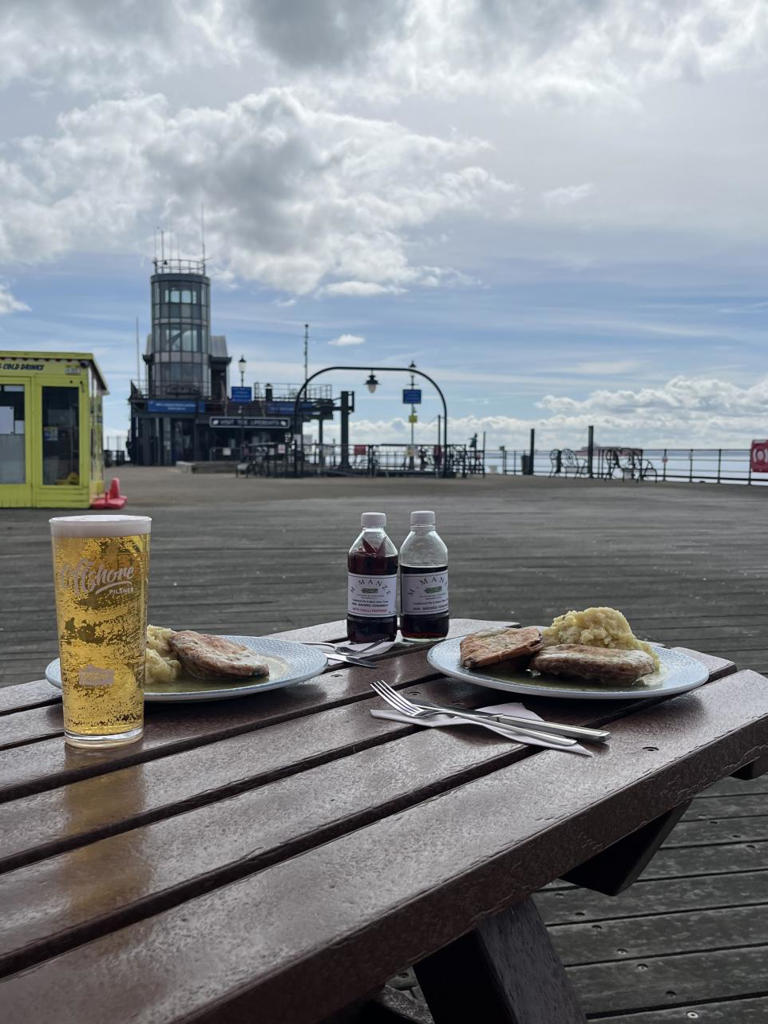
[1, 617, 767, 1024]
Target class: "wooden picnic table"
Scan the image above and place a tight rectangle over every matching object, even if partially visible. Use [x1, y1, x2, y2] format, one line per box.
[1, 618, 767, 1024]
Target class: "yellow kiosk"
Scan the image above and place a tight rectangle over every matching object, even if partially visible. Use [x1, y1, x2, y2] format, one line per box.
[0, 351, 107, 508]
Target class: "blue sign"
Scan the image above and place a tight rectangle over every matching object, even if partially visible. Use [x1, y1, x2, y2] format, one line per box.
[147, 400, 197, 414]
[231, 386, 252, 402]
[403, 388, 422, 405]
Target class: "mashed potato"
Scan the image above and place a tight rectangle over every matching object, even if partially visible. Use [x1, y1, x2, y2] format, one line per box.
[542, 606, 660, 671]
[145, 624, 182, 685]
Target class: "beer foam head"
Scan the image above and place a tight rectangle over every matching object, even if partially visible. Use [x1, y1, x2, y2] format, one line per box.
[50, 514, 152, 538]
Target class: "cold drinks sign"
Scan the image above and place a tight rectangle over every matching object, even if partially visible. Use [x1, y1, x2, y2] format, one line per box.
[750, 440, 768, 473]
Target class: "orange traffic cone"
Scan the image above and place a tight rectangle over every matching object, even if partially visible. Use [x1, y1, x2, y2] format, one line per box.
[105, 477, 127, 509]
[90, 477, 127, 510]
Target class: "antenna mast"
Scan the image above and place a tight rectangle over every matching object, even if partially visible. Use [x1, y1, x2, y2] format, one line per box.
[303, 323, 309, 385]
[135, 317, 141, 391]
[200, 203, 206, 271]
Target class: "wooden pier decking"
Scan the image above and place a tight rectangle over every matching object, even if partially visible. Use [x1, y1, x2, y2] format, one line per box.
[2, 466, 767, 1021]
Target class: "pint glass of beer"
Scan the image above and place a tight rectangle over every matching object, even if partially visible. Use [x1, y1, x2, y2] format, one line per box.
[49, 514, 151, 748]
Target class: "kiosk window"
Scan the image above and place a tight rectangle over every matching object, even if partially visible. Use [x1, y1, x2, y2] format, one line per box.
[0, 385, 25, 484]
[42, 387, 80, 485]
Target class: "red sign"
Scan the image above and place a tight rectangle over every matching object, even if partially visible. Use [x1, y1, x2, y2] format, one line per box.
[750, 440, 768, 472]
[353, 444, 367, 456]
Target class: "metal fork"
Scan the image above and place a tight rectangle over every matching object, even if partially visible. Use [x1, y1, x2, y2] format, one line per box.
[370, 680, 578, 748]
[371, 678, 608, 743]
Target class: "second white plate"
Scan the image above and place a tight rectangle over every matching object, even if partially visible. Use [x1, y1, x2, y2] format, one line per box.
[426, 637, 709, 700]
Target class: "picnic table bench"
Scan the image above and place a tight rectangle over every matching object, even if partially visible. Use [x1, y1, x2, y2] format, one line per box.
[1, 618, 767, 1023]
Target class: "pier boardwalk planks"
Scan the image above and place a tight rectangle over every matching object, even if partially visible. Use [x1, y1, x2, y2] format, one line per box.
[1, 466, 768, 1020]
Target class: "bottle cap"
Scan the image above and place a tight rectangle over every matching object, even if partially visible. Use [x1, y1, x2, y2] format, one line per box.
[410, 510, 435, 526]
[361, 512, 386, 528]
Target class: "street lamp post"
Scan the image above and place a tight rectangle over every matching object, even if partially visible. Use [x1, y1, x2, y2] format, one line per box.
[291, 365, 449, 477]
[408, 360, 416, 471]
[238, 355, 247, 459]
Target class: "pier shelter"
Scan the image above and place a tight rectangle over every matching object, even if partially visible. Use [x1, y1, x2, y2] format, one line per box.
[0, 351, 107, 508]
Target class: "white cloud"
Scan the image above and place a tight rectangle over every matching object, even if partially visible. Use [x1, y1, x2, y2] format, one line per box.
[3, 1, 766, 107]
[533, 375, 768, 447]
[312, 375, 768, 450]
[542, 183, 594, 207]
[0, 283, 29, 314]
[0, 0, 767, 302]
[322, 282, 401, 297]
[0, 89, 520, 296]
[328, 333, 365, 347]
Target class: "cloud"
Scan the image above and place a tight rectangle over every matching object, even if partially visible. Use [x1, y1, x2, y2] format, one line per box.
[313, 375, 768, 450]
[532, 375, 768, 447]
[0, 1, 242, 93]
[3, 0, 766, 106]
[542, 183, 594, 207]
[0, 283, 29, 314]
[328, 333, 365, 347]
[0, 89, 520, 295]
[322, 282, 401, 297]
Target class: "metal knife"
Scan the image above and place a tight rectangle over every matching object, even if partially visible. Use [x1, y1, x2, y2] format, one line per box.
[325, 651, 380, 669]
[405, 699, 609, 743]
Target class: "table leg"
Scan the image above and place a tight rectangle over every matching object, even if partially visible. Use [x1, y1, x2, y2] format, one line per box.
[413, 898, 585, 1024]
[733, 754, 768, 780]
[562, 801, 692, 896]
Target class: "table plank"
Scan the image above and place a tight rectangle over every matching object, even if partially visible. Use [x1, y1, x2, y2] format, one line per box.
[0, 617, 488, 778]
[0, 723, 536, 974]
[0, 677, 491, 871]
[0, 648, 736, 869]
[0, 650, 437, 802]
[3, 667, 767, 1024]
[0, 680, 58, 716]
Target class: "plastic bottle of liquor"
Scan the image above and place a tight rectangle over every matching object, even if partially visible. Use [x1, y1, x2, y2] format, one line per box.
[347, 512, 398, 642]
[399, 510, 449, 640]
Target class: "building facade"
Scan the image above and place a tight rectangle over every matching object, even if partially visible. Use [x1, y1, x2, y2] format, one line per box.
[129, 258, 343, 466]
[0, 351, 107, 508]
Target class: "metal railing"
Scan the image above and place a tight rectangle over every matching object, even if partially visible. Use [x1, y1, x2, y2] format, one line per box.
[231, 442, 486, 478]
[485, 447, 768, 485]
[153, 257, 207, 275]
[252, 382, 334, 401]
[129, 382, 218, 401]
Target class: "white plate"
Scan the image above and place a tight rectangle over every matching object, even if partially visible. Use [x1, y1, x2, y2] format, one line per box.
[45, 635, 328, 703]
[426, 638, 709, 700]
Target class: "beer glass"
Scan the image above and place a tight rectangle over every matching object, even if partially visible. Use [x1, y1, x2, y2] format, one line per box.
[50, 514, 151, 748]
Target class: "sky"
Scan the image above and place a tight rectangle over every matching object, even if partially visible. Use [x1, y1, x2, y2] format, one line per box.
[1, 0, 768, 451]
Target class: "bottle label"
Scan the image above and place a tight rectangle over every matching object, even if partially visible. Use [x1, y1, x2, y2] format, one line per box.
[400, 568, 449, 615]
[348, 573, 397, 618]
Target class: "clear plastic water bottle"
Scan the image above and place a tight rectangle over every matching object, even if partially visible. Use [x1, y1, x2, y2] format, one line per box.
[399, 510, 449, 640]
[347, 512, 398, 642]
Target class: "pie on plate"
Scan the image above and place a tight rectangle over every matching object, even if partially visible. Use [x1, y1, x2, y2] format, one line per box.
[459, 626, 542, 669]
[530, 644, 656, 685]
